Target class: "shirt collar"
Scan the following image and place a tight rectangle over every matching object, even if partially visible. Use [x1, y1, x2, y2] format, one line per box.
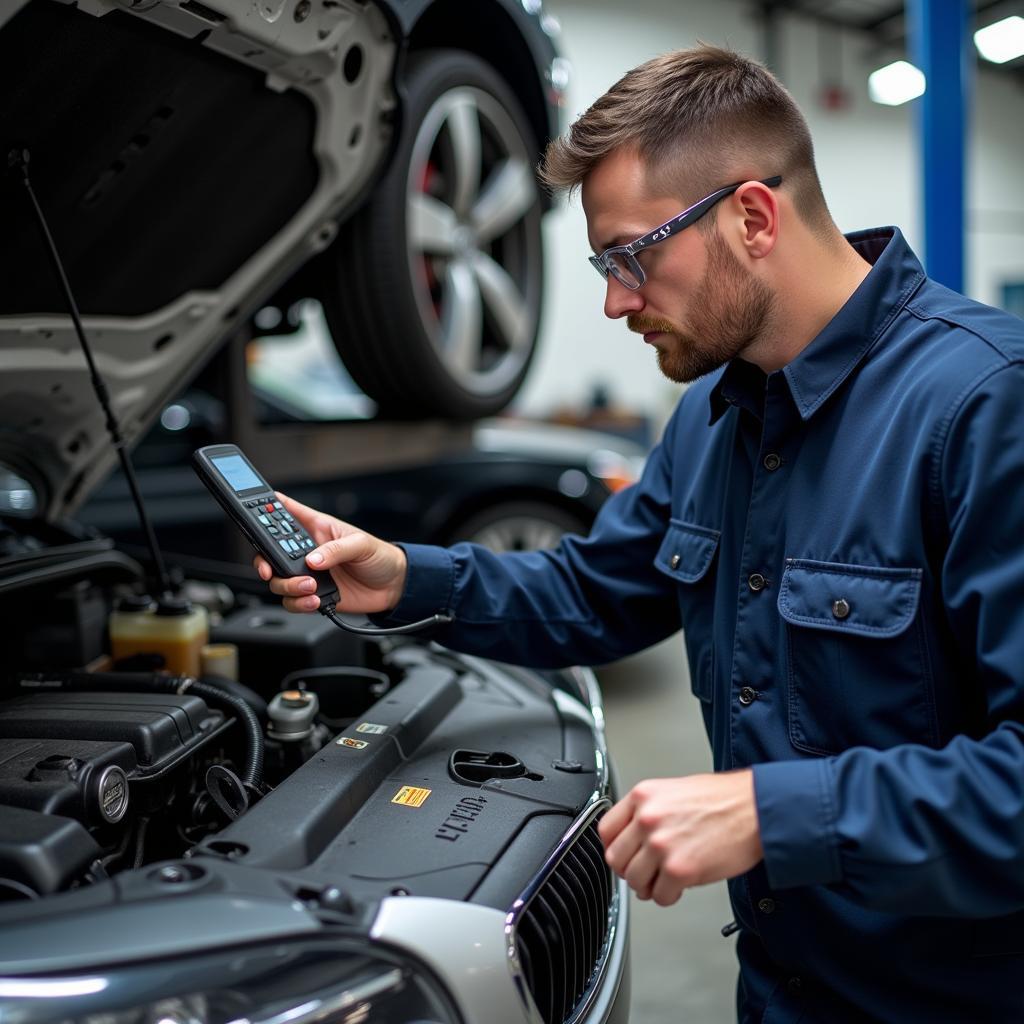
[709, 227, 926, 425]
[708, 359, 766, 423]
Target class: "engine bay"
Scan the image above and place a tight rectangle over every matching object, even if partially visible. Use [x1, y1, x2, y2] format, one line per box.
[0, 518, 602, 913]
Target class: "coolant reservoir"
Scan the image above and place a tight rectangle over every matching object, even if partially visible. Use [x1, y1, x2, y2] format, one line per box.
[109, 595, 209, 677]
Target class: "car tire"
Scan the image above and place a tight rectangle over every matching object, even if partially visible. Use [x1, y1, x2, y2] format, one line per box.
[447, 501, 589, 552]
[321, 49, 545, 420]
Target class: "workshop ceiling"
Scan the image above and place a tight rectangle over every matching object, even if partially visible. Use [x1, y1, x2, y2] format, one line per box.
[763, 0, 1024, 76]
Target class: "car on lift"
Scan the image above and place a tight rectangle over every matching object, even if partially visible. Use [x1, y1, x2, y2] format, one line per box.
[1, 0, 569, 437]
[0, 2, 630, 1023]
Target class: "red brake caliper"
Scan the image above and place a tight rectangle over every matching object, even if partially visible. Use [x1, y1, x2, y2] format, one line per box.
[420, 160, 441, 316]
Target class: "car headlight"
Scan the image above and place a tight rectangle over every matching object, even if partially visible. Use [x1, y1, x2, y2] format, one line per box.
[0, 939, 460, 1024]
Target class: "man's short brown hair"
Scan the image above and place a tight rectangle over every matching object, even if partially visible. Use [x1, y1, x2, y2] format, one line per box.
[540, 45, 833, 236]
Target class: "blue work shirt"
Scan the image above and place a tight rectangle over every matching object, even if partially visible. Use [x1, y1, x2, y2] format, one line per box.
[388, 228, 1024, 1022]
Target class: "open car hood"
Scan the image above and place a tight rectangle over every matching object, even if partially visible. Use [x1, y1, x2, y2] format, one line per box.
[0, 0, 396, 521]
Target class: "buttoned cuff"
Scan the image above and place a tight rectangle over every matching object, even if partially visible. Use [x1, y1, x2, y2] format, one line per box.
[753, 758, 843, 890]
[380, 543, 456, 624]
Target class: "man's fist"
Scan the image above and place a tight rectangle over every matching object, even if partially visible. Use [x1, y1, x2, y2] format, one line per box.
[598, 769, 763, 906]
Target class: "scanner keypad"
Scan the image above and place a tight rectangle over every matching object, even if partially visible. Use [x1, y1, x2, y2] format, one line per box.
[243, 496, 317, 561]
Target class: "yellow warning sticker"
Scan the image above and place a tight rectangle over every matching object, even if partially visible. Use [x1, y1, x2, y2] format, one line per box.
[337, 736, 368, 749]
[356, 722, 388, 735]
[391, 785, 431, 807]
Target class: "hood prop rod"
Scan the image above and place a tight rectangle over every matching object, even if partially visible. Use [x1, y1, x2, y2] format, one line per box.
[8, 147, 173, 598]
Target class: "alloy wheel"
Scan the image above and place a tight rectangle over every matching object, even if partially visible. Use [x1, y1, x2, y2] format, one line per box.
[406, 86, 541, 397]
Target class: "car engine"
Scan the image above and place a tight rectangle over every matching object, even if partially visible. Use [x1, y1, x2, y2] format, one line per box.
[0, 527, 605, 908]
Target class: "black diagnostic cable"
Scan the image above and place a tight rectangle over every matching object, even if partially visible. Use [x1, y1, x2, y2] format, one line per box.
[8, 147, 173, 598]
[319, 596, 453, 636]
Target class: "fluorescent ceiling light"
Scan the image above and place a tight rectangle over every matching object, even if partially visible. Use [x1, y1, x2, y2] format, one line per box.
[868, 60, 926, 106]
[974, 15, 1024, 64]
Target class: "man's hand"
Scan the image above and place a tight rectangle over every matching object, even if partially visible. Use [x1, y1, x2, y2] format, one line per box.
[599, 770, 763, 906]
[253, 492, 408, 614]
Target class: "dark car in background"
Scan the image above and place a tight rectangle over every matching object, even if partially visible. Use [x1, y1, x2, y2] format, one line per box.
[79, 407, 646, 566]
[72, 297, 647, 574]
[0, 2, 631, 1023]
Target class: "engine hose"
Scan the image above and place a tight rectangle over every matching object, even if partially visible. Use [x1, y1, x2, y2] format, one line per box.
[196, 675, 269, 726]
[184, 679, 264, 794]
[20, 671, 265, 795]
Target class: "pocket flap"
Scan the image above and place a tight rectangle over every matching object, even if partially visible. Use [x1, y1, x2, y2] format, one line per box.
[654, 520, 720, 583]
[778, 559, 922, 638]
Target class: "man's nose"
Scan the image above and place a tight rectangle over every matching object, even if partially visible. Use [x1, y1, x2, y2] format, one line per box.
[604, 275, 644, 320]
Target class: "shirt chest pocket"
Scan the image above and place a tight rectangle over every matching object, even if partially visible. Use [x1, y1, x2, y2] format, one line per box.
[654, 519, 719, 703]
[778, 559, 938, 756]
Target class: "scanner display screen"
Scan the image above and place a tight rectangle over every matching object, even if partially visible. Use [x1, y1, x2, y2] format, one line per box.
[211, 454, 264, 493]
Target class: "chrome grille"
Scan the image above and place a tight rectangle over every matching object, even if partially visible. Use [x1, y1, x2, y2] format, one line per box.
[514, 818, 615, 1024]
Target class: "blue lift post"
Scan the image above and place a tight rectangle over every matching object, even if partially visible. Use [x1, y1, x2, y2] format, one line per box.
[907, 0, 973, 294]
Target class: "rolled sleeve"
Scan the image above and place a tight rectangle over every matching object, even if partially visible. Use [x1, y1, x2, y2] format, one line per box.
[753, 757, 842, 890]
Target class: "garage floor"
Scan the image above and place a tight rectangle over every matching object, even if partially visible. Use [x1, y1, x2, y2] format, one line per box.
[596, 636, 738, 1022]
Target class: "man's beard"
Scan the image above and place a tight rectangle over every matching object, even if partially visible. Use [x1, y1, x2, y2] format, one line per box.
[627, 230, 775, 383]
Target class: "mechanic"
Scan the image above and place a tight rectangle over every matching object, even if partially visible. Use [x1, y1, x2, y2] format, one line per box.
[255, 46, 1024, 1023]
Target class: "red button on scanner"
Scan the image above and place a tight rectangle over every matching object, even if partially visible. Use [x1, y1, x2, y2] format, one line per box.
[265, 503, 275, 513]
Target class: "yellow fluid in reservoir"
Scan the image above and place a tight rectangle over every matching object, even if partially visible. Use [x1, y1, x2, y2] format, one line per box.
[109, 599, 209, 677]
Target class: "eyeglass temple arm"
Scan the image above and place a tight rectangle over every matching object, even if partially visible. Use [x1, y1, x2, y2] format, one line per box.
[686, 175, 783, 221]
[624, 176, 782, 255]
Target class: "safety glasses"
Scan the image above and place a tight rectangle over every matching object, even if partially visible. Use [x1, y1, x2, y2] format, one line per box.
[588, 175, 782, 290]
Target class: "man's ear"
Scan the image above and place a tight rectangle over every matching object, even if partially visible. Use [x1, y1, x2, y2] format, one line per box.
[731, 180, 779, 259]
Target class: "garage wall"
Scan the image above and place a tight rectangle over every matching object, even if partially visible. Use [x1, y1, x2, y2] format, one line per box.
[513, 0, 1024, 424]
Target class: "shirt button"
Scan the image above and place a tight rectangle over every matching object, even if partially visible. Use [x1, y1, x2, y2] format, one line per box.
[748, 573, 767, 592]
[739, 686, 758, 706]
[763, 452, 782, 472]
[832, 598, 851, 619]
[670, 554, 681, 570]
[757, 897, 776, 914]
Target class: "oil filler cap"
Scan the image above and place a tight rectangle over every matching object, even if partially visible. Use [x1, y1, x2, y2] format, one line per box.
[96, 765, 129, 823]
[449, 749, 543, 784]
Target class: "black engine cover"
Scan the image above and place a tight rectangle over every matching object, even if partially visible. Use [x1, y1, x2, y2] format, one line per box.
[196, 647, 601, 909]
[0, 690, 228, 893]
